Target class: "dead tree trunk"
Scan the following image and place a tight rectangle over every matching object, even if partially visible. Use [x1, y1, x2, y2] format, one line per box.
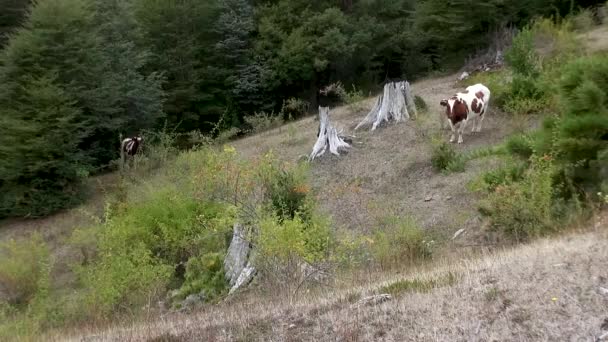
[309, 106, 351, 161]
[355, 81, 417, 131]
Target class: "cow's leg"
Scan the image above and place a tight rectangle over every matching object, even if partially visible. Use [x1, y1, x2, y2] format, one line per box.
[458, 121, 465, 144]
[477, 113, 485, 132]
[449, 121, 456, 143]
[471, 116, 479, 134]
[478, 101, 489, 132]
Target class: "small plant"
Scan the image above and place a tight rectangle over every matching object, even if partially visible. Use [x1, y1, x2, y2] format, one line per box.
[484, 286, 503, 301]
[370, 216, 432, 269]
[431, 139, 465, 173]
[414, 95, 428, 112]
[174, 252, 227, 304]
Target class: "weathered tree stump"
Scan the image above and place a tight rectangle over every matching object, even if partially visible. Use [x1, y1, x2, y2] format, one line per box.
[309, 106, 351, 161]
[355, 81, 417, 131]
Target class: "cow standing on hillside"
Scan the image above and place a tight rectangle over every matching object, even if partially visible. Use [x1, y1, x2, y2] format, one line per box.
[440, 83, 491, 144]
[120, 135, 143, 168]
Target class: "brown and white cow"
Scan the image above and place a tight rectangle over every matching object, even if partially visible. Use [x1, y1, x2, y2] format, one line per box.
[439, 83, 491, 144]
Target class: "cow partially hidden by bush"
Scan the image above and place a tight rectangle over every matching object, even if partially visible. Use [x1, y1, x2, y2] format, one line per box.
[120, 135, 143, 168]
[440, 83, 491, 144]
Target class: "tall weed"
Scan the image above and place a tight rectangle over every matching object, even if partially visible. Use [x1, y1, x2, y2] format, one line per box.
[0, 234, 50, 306]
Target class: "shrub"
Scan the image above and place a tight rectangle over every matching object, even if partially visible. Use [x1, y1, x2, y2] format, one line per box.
[280, 97, 310, 120]
[0, 234, 51, 306]
[370, 216, 432, 269]
[480, 159, 527, 192]
[174, 252, 227, 304]
[255, 212, 334, 298]
[243, 111, 284, 134]
[505, 26, 540, 77]
[78, 244, 173, 317]
[479, 155, 557, 241]
[505, 134, 535, 158]
[77, 187, 235, 316]
[431, 139, 465, 173]
[503, 75, 548, 115]
[263, 160, 311, 221]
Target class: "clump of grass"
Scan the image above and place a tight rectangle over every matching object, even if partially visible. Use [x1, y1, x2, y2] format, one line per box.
[431, 139, 465, 173]
[380, 272, 459, 296]
[414, 95, 428, 112]
[370, 216, 433, 270]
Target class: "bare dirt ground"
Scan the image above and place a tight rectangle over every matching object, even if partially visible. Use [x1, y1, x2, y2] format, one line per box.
[59, 212, 608, 342]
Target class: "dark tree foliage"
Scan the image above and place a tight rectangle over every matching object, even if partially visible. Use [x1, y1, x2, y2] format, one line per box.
[0, 0, 31, 47]
[0, 0, 164, 217]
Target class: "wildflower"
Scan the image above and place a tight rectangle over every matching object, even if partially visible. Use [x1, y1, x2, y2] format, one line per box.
[551, 297, 558, 302]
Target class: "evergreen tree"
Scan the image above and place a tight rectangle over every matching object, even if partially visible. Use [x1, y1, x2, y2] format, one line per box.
[0, 74, 88, 217]
[88, 0, 165, 164]
[134, 0, 220, 132]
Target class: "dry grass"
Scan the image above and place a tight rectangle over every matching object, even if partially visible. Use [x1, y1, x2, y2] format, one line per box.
[54, 212, 608, 342]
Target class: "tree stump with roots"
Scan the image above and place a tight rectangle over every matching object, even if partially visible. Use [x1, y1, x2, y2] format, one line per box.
[355, 81, 417, 131]
[309, 106, 352, 161]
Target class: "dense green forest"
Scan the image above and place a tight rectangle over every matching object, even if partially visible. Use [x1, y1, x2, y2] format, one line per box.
[0, 0, 604, 218]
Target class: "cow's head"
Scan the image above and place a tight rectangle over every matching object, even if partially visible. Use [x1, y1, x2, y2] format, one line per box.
[440, 97, 468, 123]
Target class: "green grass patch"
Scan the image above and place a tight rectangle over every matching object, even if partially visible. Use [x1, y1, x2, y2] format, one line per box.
[380, 272, 459, 296]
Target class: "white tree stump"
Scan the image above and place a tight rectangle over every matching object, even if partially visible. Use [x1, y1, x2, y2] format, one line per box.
[309, 106, 351, 161]
[355, 81, 417, 131]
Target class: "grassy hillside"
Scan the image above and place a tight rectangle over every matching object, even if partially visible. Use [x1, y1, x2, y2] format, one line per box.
[56, 212, 608, 341]
[1, 15, 608, 342]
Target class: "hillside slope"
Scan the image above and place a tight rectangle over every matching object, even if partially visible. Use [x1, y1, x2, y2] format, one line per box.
[231, 73, 538, 246]
[64, 212, 607, 342]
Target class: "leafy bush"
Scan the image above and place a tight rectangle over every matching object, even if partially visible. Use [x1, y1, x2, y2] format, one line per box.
[479, 155, 557, 241]
[79, 244, 172, 317]
[0, 234, 51, 306]
[370, 216, 432, 269]
[77, 186, 235, 316]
